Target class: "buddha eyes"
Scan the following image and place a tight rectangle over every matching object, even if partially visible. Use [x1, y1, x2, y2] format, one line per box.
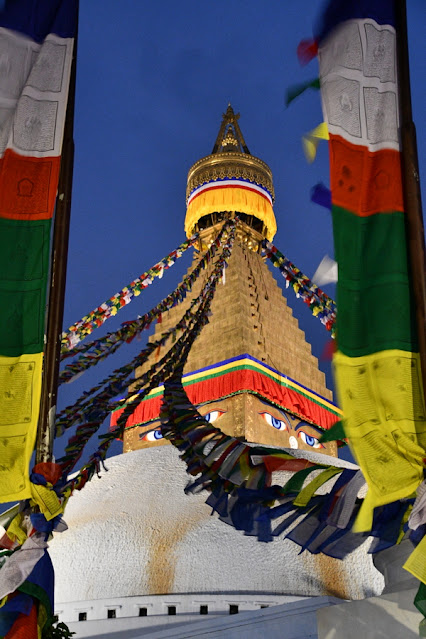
[259, 412, 324, 448]
[140, 428, 163, 442]
[139, 409, 226, 441]
[203, 410, 226, 423]
[298, 430, 324, 449]
[259, 412, 288, 431]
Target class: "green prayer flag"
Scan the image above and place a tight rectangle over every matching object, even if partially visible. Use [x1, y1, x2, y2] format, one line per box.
[332, 206, 417, 357]
[285, 78, 320, 107]
[319, 420, 346, 443]
[280, 465, 322, 495]
[0, 219, 51, 356]
[415, 581, 426, 617]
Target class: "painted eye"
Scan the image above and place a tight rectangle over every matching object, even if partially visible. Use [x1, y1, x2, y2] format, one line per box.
[259, 412, 288, 431]
[203, 410, 225, 423]
[298, 431, 324, 449]
[140, 428, 163, 442]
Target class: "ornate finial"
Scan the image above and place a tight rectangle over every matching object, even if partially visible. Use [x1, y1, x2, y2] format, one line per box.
[211, 104, 250, 155]
[185, 107, 276, 242]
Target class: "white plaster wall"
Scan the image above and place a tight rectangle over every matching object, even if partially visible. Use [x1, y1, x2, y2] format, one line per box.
[49, 447, 383, 603]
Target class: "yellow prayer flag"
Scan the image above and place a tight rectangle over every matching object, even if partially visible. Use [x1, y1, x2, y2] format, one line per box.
[293, 467, 341, 507]
[404, 533, 426, 585]
[302, 122, 329, 163]
[30, 483, 63, 521]
[333, 349, 426, 532]
[0, 353, 43, 502]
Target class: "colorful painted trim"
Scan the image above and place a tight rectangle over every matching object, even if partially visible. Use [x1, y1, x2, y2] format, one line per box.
[187, 178, 273, 206]
[111, 354, 341, 431]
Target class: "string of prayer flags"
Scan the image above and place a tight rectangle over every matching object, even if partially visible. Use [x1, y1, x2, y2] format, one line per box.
[0, 541, 60, 638]
[61, 222, 237, 490]
[57, 287, 214, 431]
[59, 221, 235, 382]
[56, 297, 203, 436]
[61, 234, 198, 352]
[315, 0, 426, 535]
[56, 284, 210, 437]
[0, 461, 67, 638]
[106, 222, 236, 433]
[0, 0, 77, 504]
[262, 240, 336, 335]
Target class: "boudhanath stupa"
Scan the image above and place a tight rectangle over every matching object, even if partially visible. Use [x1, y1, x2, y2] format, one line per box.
[49, 107, 389, 638]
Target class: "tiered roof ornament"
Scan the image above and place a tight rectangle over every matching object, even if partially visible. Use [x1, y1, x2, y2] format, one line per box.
[185, 104, 277, 242]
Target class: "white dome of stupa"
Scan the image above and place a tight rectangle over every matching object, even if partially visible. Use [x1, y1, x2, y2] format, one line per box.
[49, 446, 383, 605]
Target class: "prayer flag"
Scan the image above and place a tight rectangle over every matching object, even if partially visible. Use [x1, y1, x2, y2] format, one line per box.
[0, 0, 77, 502]
[317, 0, 426, 530]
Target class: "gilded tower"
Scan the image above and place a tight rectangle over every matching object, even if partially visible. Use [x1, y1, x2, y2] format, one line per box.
[122, 106, 339, 455]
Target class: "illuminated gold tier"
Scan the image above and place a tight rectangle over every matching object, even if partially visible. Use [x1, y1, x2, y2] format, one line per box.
[184, 105, 277, 241]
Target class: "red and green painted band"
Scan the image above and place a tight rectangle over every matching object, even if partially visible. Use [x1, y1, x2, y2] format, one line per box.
[111, 365, 341, 431]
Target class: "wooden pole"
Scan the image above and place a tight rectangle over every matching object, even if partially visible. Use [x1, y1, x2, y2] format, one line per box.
[395, 0, 426, 395]
[35, 15, 78, 464]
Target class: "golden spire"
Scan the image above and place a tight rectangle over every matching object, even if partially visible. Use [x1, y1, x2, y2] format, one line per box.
[212, 104, 250, 154]
[185, 106, 277, 241]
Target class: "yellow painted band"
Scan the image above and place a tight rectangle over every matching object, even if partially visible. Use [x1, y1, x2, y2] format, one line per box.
[184, 185, 277, 241]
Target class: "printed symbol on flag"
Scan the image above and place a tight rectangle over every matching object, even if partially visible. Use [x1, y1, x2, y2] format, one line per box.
[28, 41, 67, 94]
[374, 171, 390, 190]
[338, 165, 355, 193]
[364, 23, 395, 83]
[340, 93, 353, 112]
[18, 178, 34, 197]
[14, 96, 58, 153]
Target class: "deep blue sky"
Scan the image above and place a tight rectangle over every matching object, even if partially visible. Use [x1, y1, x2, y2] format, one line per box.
[56, 0, 426, 466]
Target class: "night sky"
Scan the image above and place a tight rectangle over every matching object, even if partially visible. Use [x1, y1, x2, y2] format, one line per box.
[56, 0, 426, 467]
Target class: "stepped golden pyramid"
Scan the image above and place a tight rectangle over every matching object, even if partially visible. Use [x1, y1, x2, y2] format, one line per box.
[121, 105, 339, 457]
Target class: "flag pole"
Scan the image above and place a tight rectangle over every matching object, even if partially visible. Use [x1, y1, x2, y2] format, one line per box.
[35, 12, 78, 464]
[395, 0, 426, 395]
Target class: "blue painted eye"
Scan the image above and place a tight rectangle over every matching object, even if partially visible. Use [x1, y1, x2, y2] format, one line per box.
[259, 412, 288, 431]
[203, 410, 225, 423]
[140, 428, 163, 441]
[272, 416, 284, 429]
[298, 431, 323, 449]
